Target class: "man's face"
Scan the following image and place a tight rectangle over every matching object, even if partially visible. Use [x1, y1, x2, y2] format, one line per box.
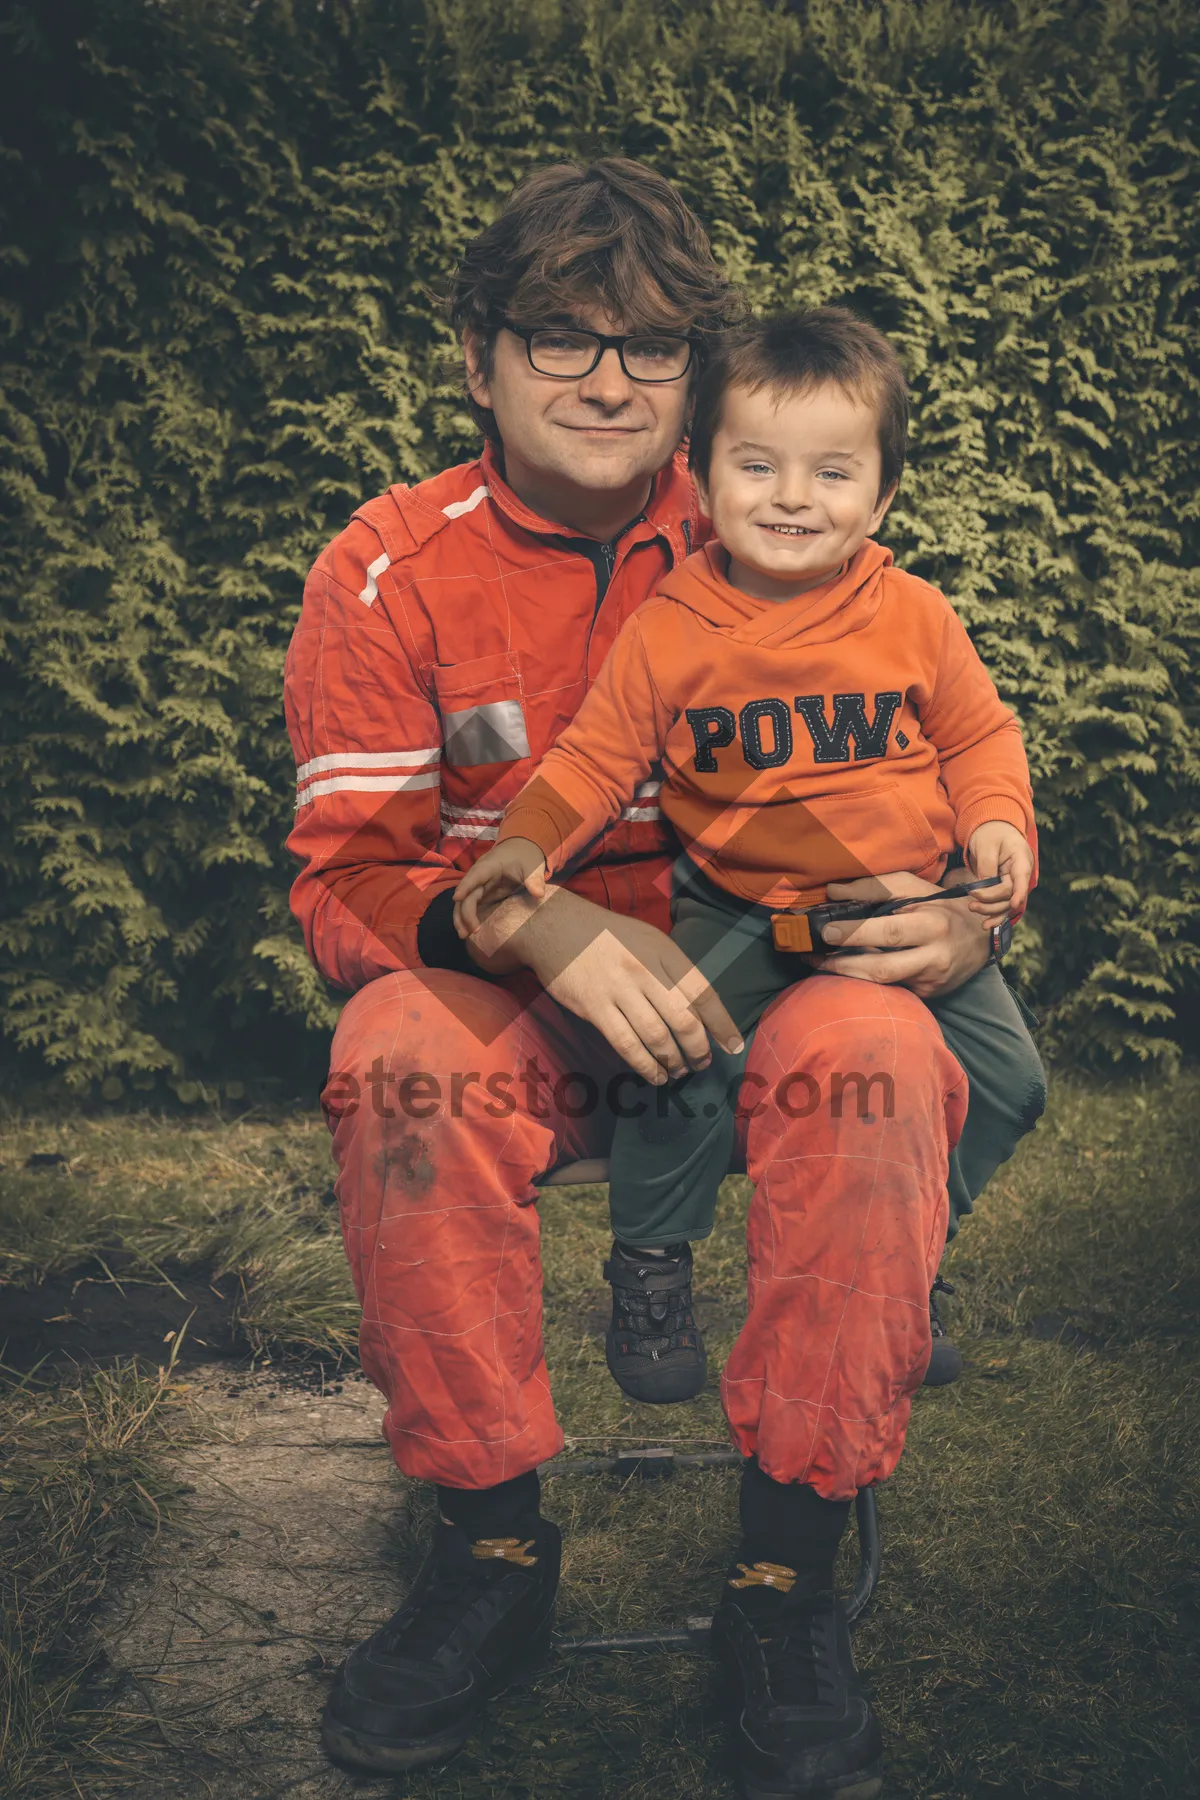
[464, 304, 692, 502]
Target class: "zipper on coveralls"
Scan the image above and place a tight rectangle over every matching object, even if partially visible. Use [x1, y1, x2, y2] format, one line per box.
[598, 536, 617, 602]
[571, 522, 639, 620]
[563, 522, 641, 694]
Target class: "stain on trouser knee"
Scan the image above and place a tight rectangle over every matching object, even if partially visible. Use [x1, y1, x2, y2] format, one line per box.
[373, 1128, 436, 1194]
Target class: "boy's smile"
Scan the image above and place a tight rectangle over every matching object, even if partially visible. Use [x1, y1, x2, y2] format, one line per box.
[697, 382, 897, 602]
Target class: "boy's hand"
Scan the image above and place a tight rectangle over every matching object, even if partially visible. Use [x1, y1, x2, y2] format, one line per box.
[966, 822, 1033, 922]
[453, 838, 548, 938]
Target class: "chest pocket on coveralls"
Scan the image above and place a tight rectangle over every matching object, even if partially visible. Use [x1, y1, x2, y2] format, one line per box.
[432, 652, 531, 767]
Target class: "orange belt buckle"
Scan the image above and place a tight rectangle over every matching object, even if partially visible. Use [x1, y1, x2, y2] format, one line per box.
[770, 912, 815, 954]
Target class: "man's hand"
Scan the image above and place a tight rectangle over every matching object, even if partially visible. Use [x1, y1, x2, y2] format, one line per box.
[463, 884, 743, 1084]
[810, 870, 992, 999]
[966, 821, 1033, 921]
[453, 837, 547, 937]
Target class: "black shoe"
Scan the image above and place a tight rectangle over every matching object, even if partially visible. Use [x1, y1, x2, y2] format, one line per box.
[712, 1557, 884, 1800]
[603, 1240, 707, 1403]
[321, 1516, 560, 1773]
[924, 1275, 962, 1387]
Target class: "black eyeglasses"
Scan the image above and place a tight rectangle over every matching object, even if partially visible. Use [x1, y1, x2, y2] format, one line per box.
[502, 321, 697, 384]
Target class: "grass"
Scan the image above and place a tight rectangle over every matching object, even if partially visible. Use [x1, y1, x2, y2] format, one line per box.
[1, 1075, 1198, 1796]
[0, 1358, 188, 1799]
[0, 1109, 358, 1361]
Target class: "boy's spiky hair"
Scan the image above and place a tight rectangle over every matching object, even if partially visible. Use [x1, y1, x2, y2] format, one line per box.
[688, 306, 910, 498]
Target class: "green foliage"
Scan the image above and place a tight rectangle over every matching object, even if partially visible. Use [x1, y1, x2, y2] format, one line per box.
[0, 0, 1197, 1085]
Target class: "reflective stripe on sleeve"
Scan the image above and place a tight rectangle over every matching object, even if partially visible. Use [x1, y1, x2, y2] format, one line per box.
[440, 800, 504, 819]
[296, 748, 441, 784]
[440, 798, 504, 841]
[295, 768, 440, 808]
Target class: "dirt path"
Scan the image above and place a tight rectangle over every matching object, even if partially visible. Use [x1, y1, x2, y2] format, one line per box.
[97, 1367, 403, 1799]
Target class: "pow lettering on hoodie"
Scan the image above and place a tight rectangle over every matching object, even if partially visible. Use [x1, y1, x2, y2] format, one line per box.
[499, 539, 1037, 912]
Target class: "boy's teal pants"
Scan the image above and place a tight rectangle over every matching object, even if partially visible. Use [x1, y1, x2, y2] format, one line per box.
[608, 867, 1047, 1249]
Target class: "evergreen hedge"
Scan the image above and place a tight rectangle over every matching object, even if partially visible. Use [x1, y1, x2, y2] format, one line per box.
[1, 0, 1197, 1093]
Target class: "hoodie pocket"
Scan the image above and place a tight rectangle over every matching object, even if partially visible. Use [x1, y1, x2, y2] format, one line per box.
[711, 781, 940, 890]
[432, 653, 531, 768]
[792, 783, 940, 881]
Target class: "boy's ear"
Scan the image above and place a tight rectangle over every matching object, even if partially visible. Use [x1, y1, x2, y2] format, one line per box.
[868, 480, 899, 536]
[462, 331, 494, 411]
[692, 466, 711, 517]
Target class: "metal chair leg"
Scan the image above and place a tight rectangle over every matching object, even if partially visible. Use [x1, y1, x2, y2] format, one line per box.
[845, 1485, 881, 1628]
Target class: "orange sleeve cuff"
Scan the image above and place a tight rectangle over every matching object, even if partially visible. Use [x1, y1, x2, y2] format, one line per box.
[496, 807, 568, 867]
[496, 772, 594, 873]
[955, 796, 1033, 847]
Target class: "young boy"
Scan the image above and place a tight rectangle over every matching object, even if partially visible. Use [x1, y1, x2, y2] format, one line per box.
[455, 307, 1043, 1405]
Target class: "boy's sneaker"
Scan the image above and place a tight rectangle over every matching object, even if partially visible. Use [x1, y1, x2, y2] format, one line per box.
[603, 1240, 707, 1403]
[924, 1275, 962, 1387]
[321, 1516, 560, 1773]
[712, 1556, 884, 1800]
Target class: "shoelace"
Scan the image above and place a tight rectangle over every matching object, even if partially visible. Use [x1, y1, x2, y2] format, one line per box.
[612, 1258, 695, 1350]
[754, 1592, 832, 1707]
[384, 1569, 485, 1658]
[384, 1542, 535, 1658]
[616, 1282, 691, 1327]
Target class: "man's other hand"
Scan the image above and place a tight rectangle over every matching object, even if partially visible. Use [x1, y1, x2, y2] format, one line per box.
[463, 884, 743, 1084]
[811, 870, 992, 999]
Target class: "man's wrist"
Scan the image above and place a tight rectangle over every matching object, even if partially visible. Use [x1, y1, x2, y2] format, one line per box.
[415, 887, 479, 977]
[463, 885, 551, 975]
[416, 885, 545, 978]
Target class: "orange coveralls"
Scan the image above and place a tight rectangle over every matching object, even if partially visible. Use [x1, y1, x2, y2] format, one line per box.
[285, 446, 969, 1501]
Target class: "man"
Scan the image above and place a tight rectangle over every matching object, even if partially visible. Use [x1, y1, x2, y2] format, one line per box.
[285, 158, 1042, 1797]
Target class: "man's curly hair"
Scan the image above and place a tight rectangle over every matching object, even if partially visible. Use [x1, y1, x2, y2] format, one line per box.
[449, 158, 744, 443]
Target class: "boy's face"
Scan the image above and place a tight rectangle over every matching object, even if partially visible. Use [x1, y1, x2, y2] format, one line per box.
[696, 380, 897, 600]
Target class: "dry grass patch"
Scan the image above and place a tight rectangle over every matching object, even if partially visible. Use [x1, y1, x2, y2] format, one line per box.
[0, 1358, 190, 1799]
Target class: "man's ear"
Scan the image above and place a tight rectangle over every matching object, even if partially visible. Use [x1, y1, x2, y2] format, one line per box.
[462, 331, 494, 411]
[868, 481, 899, 536]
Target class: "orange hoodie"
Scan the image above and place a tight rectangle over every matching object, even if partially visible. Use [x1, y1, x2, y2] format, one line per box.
[498, 539, 1036, 911]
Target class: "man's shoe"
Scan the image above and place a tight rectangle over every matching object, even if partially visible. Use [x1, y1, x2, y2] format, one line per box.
[923, 1275, 963, 1387]
[321, 1516, 560, 1773]
[712, 1556, 884, 1800]
[603, 1240, 707, 1403]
